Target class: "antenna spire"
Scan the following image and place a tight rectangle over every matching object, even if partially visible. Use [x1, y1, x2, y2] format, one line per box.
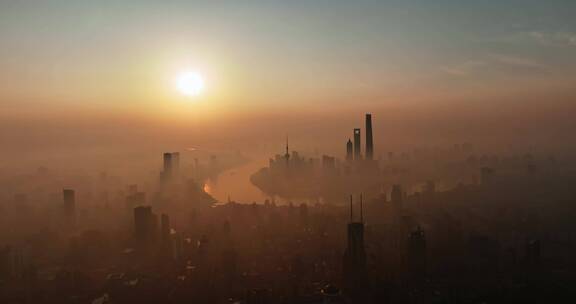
[360, 194, 363, 223]
[284, 135, 290, 164]
[349, 195, 353, 222]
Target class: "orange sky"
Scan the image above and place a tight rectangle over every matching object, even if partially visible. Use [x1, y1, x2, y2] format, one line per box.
[1, 1, 576, 167]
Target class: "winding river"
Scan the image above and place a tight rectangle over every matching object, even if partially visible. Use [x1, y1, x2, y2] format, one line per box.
[203, 158, 270, 203]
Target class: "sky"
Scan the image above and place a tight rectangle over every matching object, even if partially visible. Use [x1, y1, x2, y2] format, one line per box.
[1, 0, 576, 163]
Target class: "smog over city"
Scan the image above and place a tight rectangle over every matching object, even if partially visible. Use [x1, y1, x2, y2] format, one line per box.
[1, 1, 576, 303]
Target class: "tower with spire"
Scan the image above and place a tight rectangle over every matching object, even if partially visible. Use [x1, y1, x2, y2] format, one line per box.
[353, 128, 362, 160]
[343, 194, 369, 297]
[346, 139, 353, 161]
[407, 226, 427, 286]
[284, 136, 290, 166]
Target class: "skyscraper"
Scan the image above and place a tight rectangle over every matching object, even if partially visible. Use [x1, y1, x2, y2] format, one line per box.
[63, 189, 75, 215]
[391, 184, 403, 205]
[407, 226, 427, 284]
[346, 139, 353, 161]
[162, 152, 173, 181]
[63, 189, 76, 227]
[343, 195, 368, 296]
[365, 114, 373, 160]
[134, 206, 155, 248]
[284, 136, 290, 166]
[353, 128, 361, 160]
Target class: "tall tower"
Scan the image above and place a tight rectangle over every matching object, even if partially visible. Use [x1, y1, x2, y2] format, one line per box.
[353, 128, 361, 160]
[63, 189, 76, 227]
[407, 226, 427, 285]
[346, 139, 353, 161]
[343, 195, 368, 296]
[365, 114, 373, 160]
[134, 206, 154, 248]
[63, 189, 75, 215]
[162, 152, 173, 181]
[284, 136, 290, 166]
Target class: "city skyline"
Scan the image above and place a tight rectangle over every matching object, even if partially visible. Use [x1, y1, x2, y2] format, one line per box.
[1, 2, 576, 302]
[2, 2, 576, 171]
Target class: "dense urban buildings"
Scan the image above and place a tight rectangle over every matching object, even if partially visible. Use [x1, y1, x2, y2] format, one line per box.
[3, 1, 576, 303]
[2, 117, 576, 303]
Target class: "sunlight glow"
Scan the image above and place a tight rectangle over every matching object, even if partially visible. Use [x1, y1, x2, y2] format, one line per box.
[176, 71, 205, 97]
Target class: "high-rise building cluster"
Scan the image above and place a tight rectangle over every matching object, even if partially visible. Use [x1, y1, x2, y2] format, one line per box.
[1, 115, 573, 303]
[346, 113, 374, 162]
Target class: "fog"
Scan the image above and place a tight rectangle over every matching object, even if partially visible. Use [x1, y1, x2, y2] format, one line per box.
[2, 46, 576, 304]
[3, 90, 575, 170]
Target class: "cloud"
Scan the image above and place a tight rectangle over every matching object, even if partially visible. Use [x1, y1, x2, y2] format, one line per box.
[440, 53, 546, 77]
[481, 30, 576, 49]
[439, 60, 487, 76]
[488, 53, 548, 69]
[526, 31, 576, 47]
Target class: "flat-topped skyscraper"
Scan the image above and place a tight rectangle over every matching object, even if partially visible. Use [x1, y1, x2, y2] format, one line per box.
[163, 153, 173, 177]
[161, 152, 181, 182]
[365, 113, 373, 160]
[134, 206, 156, 249]
[63, 189, 76, 227]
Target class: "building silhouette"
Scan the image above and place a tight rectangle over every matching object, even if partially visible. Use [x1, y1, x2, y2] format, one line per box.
[343, 195, 368, 297]
[353, 128, 361, 160]
[365, 113, 373, 160]
[134, 206, 157, 249]
[161, 152, 173, 181]
[284, 136, 290, 166]
[160, 152, 181, 182]
[322, 155, 336, 170]
[346, 139, 353, 161]
[407, 226, 427, 284]
[391, 184, 403, 206]
[63, 189, 76, 227]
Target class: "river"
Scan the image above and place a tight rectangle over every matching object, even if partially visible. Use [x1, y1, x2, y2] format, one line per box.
[203, 158, 270, 203]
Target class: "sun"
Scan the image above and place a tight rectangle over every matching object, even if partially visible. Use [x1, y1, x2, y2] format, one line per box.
[176, 71, 205, 96]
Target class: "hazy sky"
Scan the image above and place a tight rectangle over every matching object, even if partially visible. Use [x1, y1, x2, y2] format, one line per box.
[1, 1, 576, 160]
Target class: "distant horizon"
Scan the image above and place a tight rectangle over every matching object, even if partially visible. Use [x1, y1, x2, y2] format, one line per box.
[2, 2, 576, 302]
